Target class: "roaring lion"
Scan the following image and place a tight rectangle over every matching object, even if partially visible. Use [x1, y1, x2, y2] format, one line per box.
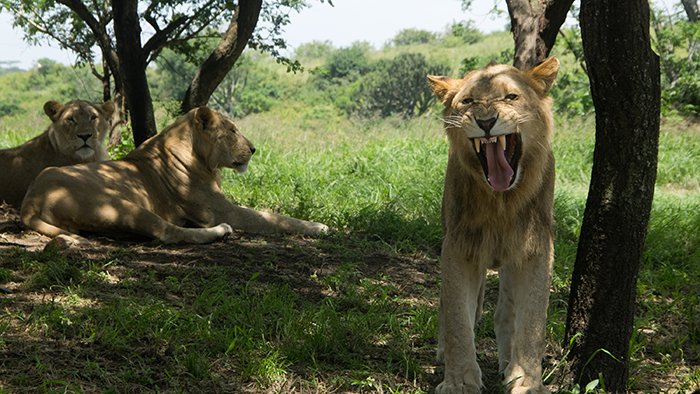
[21, 106, 328, 244]
[427, 56, 559, 394]
[0, 100, 114, 207]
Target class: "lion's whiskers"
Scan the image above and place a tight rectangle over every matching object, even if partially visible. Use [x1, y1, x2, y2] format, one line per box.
[517, 113, 532, 124]
[438, 112, 464, 128]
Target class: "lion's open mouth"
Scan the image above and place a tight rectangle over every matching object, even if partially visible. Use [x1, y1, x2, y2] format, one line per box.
[472, 133, 522, 191]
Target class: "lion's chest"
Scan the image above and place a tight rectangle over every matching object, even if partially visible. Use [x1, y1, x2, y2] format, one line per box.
[441, 163, 551, 268]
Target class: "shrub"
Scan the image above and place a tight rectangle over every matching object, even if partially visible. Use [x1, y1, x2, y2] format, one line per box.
[361, 53, 451, 118]
[447, 20, 483, 44]
[390, 28, 437, 46]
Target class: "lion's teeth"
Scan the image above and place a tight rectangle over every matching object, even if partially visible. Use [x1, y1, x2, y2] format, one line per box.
[498, 135, 506, 151]
[474, 139, 481, 153]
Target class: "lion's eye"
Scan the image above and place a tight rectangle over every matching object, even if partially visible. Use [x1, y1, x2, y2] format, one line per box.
[90, 115, 98, 122]
[462, 98, 474, 105]
[66, 116, 75, 123]
[505, 94, 518, 101]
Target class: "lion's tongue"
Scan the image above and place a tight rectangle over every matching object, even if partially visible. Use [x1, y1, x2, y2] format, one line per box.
[484, 141, 514, 191]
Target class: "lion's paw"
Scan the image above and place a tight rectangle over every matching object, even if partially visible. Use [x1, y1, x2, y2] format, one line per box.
[435, 381, 480, 394]
[509, 384, 550, 394]
[44, 234, 87, 251]
[215, 223, 233, 241]
[306, 222, 329, 236]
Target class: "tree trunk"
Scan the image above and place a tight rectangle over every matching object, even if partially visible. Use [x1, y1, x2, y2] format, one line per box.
[113, 0, 157, 147]
[681, 0, 699, 22]
[506, 0, 574, 69]
[564, 0, 660, 391]
[180, 0, 263, 114]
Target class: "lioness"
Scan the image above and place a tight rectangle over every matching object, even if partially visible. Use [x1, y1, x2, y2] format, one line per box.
[427, 56, 559, 394]
[0, 100, 114, 207]
[21, 106, 328, 244]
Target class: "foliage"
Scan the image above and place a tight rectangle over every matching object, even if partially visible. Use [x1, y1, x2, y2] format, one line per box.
[294, 40, 334, 59]
[150, 49, 200, 102]
[360, 53, 451, 118]
[447, 20, 484, 45]
[0, 59, 103, 124]
[390, 28, 437, 46]
[323, 41, 373, 81]
[652, 8, 700, 116]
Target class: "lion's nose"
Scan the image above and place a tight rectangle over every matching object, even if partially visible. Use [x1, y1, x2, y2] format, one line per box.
[77, 134, 92, 142]
[476, 117, 497, 133]
[250, 146, 256, 155]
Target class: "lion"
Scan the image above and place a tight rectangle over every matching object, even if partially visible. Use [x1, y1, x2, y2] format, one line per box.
[0, 100, 114, 207]
[21, 106, 328, 244]
[427, 56, 559, 394]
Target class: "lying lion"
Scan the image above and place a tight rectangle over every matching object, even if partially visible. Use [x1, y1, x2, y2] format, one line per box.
[21, 107, 328, 244]
[428, 57, 559, 394]
[0, 100, 114, 207]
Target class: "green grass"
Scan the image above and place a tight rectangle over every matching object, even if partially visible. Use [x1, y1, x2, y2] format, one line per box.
[2, 102, 700, 392]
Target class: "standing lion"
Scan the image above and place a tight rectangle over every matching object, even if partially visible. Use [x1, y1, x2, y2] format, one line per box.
[427, 57, 559, 394]
[0, 100, 114, 207]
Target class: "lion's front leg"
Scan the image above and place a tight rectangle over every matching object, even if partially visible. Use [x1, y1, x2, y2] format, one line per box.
[495, 251, 553, 394]
[222, 204, 328, 236]
[187, 190, 328, 236]
[436, 243, 486, 394]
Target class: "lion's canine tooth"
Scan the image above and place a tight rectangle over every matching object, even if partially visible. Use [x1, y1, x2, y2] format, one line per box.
[474, 139, 481, 153]
[498, 135, 506, 151]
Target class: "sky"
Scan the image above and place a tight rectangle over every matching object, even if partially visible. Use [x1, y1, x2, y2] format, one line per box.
[0, 0, 511, 70]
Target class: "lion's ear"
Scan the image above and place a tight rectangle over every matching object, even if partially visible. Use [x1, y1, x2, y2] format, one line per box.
[427, 75, 461, 105]
[527, 56, 560, 95]
[43, 101, 64, 122]
[100, 101, 116, 119]
[194, 107, 217, 133]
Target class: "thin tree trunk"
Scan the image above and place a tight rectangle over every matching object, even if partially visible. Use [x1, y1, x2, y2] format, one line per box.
[506, 0, 574, 69]
[180, 0, 262, 113]
[113, 0, 157, 147]
[564, 0, 660, 391]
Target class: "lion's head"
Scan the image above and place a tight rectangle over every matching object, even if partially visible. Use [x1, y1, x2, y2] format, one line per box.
[192, 107, 256, 174]
[44, 100, 115, 162]
[428, 57, 559, 192]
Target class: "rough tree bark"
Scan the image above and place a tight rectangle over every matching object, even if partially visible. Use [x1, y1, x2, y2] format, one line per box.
[564, 0, 660, 391]
[112, 0, 158, 147]
[180, 0, 263, 113]
[681, 0, 699, 22]
[506, 0, 575, 69]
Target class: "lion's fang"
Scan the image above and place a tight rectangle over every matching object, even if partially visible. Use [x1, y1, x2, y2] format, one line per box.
[474, 139, 481, 153]
[498, 135, 506, 151]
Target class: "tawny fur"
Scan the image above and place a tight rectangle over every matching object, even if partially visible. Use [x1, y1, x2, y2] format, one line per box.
[0, 100, 114, 207]
[21, 107, 328, 244]
[428, 57, 559, 394]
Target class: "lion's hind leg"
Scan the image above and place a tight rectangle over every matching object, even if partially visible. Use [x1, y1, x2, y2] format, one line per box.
[20, 208, 88, 245]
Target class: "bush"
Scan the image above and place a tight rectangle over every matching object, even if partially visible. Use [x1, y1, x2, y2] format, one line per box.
[324, 42, 373, 81]
[390, 29, 437, 46]
[360, 53, 451, 118]
[0, 103, 24, 117]
[294, 40, 334, 59]
[447, 20, 483, 45]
